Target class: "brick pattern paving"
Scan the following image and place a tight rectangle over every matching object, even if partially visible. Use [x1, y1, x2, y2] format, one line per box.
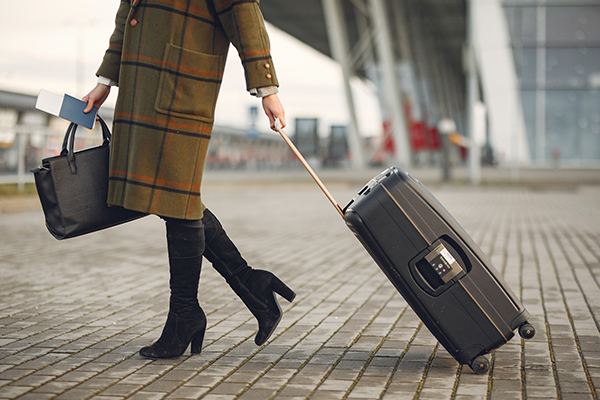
[0, 183, 599, 399]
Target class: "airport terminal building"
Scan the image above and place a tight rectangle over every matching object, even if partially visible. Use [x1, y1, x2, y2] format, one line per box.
[1, 0, 599, 185]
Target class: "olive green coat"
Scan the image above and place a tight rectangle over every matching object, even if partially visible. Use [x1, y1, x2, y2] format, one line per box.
[97, 0, 278, 219]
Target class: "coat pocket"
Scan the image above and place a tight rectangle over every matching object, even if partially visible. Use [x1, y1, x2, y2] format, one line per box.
[155, 43, 225, 122]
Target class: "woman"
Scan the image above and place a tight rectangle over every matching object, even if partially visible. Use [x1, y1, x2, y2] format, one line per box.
[83, 0, 295, 359]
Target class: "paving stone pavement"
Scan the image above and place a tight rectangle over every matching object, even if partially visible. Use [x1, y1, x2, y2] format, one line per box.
[1, 180, 599, 400]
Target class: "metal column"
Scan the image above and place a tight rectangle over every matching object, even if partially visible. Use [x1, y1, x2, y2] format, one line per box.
[368, 0, 411, 166]
[466, 0, 481, 184]
[535, 2, 546, 164]
[392, 0, 422, 123]
[322, 0, 366, 169]
[409, 10, 441, 128]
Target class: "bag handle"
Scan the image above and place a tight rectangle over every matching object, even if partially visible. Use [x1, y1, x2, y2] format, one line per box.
[61, 117, 111, 174]
[274, 119, 344, 217]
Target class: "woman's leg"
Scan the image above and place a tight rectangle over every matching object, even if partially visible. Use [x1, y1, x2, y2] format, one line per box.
[139, 218, 207, 358]
[202, 208, 296, 346]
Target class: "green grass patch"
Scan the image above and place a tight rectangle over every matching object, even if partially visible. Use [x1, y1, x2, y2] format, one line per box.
[0, 183, 38, 197]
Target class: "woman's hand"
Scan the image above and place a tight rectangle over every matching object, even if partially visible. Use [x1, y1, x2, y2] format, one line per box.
[82, 83, 111, 114]
[262, 93, 286, 131]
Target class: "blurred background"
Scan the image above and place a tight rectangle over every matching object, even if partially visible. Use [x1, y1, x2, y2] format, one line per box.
[1, 0, 599, 190]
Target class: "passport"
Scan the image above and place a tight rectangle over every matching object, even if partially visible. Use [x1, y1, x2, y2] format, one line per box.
[35, 89, 98, 129]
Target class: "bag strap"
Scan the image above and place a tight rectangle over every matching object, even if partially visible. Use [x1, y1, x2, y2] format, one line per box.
[61, 116, 111, 174]
[274, 119, 344, 217]
[59, 123, 77, 157]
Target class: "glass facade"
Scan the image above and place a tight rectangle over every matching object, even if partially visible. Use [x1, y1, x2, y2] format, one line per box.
[504, 1, 600, 165]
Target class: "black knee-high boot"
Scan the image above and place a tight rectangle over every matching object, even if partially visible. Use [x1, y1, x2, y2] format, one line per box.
[139, 219, 207, 359]
[202, 209, 296, 346]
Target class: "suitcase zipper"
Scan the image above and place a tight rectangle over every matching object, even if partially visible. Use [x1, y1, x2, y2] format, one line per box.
[458, 280, 509, 341]
[381, 183, 432, 246]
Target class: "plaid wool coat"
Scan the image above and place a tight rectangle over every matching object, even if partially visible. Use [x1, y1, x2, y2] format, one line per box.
[97, 0, 279, 219]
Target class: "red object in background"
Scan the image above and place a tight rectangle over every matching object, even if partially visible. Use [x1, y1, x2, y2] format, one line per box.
[371, 120, 395, 164]
[382, 120, 395, 155]
[427, 127, 441, 151]
[372, 102, 450, 164]
[410, 122, 426, 151]
[404, 102, 425, 152]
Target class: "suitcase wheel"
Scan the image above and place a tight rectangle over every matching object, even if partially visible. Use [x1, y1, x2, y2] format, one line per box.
[519, 323, 536, 340]
[469, 355, 490, 374]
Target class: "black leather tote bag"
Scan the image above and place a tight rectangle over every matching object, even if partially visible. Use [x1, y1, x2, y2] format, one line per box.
[31, 117, 145, 240]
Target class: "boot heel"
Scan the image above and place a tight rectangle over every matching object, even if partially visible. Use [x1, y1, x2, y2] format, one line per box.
[271, 276, 296, 303]
[190, 329, 205, 354]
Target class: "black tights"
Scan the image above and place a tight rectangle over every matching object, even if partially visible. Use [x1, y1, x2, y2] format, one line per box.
[161, 216, 203, 229]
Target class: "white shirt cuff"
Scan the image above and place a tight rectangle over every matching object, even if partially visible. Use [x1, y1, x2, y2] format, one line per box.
[249, 86, 278, 97]
[98, 76, 117, 86]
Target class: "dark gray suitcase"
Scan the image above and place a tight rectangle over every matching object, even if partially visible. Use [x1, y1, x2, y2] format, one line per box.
[343, 167, 534, 373]
[274, 121, 534, 373]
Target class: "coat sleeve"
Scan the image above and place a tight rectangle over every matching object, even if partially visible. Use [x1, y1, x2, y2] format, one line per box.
[95, 0, 131, 83]
[212, 0, 279, 91]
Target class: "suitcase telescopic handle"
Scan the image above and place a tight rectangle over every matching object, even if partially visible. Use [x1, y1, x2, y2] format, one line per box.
[274, 118, 344, 217]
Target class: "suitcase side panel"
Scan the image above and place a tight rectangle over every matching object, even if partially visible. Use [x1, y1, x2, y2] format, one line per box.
[377, 169, 528, 324]
[390, 169, 525, 315]
[387, 170, 531, 330]
[344, 209, 483, 362]
[345, 208, 502, 363]
[344, 167, 529, 363]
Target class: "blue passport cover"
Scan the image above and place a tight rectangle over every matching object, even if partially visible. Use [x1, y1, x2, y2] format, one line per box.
[59, 94, 98, 129]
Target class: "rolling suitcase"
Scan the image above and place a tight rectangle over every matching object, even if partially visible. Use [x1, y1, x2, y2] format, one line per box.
[274, 121, 535, 373]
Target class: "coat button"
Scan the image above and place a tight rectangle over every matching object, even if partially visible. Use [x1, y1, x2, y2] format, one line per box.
[130, 18, 138, 27]
[266, 73, 272, 79]
[264, 63, 270, 69]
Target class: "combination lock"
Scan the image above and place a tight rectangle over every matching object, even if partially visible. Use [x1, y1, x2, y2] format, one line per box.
[424, 243, 463, 284]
